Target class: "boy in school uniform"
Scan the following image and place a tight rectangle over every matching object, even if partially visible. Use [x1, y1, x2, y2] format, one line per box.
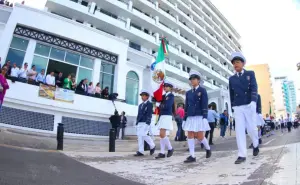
[229, 52, 259, 164]
[155, 80, 175, 159]
[134, 90, 156, 157]
[183, 70, 212, 163]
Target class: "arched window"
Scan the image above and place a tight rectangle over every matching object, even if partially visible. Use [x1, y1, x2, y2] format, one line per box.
[126, 71, 139, 105]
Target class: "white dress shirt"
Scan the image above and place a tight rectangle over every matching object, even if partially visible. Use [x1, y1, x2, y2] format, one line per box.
[27, 69, 37, 80]
[10, 67, 19, 77]
[18, 68, 28, 78]
[45, 74, 55, 86]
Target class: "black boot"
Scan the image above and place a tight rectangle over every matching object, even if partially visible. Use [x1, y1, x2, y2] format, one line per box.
[150, 146, 156, 155]
[249, 143, 253, 148]
[206, 150, 212, 158]
[134, 151, 144, 157]
[253, 147, 259, 156]
[155, 153, 165, 159]
[184, 156, 196, 163]
[167, 149, 174, 157]
[234, 157, 246, 164]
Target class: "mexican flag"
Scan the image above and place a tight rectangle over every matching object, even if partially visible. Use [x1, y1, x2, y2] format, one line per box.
[151, 38, 168, 114]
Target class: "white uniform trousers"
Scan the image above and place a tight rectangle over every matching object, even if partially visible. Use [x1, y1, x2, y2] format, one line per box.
[234, 104, 259, 158]
[136, 122, 155, 153]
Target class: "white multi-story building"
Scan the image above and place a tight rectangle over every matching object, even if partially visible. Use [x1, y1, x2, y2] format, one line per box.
[0, 0, 241, 137]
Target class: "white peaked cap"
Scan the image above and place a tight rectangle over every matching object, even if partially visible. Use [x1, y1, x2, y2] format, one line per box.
[230, 52, 246, 64]
[164, 79, 174, 87]
[189, 70, 204, 85]
[139, 89, 151, 96]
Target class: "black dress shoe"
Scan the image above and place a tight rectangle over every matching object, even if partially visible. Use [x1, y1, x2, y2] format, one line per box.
[150, 146, 156, 155]
[209, 143, 214, 145]
[155, 153, 165, 159]
[253, 147, 259, 156]
[249, 143, 253, 149]
[134, 151, 144, 157]
[234, 157, 246, 164]
[167, 149, 174, 157]
[184, 156, 196, 163]
[206, 150, 212, 158]
[259, 138, 262, 144]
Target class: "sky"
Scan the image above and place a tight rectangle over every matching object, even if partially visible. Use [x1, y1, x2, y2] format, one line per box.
[10, 0, 300, 103]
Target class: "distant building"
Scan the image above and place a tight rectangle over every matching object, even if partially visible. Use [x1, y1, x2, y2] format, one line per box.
[273, 76, 297, 117]
[246, 64, 275, 117]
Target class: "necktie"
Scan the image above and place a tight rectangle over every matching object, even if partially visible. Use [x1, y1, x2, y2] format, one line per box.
[193, 88, 196, 92]
[238, 72, 242, 77]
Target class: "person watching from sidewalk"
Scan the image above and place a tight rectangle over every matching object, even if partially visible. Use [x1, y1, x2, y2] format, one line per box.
[205, 104, 220, 145]
[0, 66, 9, 111]
[220, 110, 229, 138]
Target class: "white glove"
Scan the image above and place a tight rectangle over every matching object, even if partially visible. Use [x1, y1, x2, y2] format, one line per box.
[156, 102, 160, 107]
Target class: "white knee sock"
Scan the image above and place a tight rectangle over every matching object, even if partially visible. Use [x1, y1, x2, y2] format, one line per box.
[201, 137, 210, 150]
[188, 139, 195, 157]
[160, 138, 165, 154]
[164, 137, 173, 150]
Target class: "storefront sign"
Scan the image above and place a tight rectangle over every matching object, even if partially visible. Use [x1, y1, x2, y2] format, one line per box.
[38, 84, 74, 103]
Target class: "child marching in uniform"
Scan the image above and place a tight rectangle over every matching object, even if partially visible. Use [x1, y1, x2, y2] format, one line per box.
[229, 52, 259, 164]
[155, 80, 175, 159]
[134, 90, 156, 157]
[183, 70, 212, 163]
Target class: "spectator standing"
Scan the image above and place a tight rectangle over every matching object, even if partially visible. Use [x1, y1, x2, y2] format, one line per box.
[10, 63, 19, 82]
[109, 110, 121, 139]
[27, 65, 37, 85]
[220, 110, 229, 138]
[119, 111, 127, 140]
[75, 79, 88, 95]
[71, 77, 76, 90]
[36, 69, 45, 85]
[94, 82, 101, 98]
[175, 104, 185, 141]
[63, 74, 72, 89]
[55, 72, 63, 88]
[87, 82, 94, 96]
[0, 66, 9, 110]
[45, 71, 55, 86]
[4, 60, 11, 77]
[18, 62, 28, 83]
[101, 86, 109, 99]
[205, 105, 219, 145]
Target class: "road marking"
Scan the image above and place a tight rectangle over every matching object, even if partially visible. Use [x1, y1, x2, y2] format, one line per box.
[0, 143, 58, 153]
[262, 138, 276, 146]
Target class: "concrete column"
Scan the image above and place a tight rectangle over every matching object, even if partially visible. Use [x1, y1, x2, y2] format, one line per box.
[129, 0, 133, 11]
[179, 63, 183, 70]
[203, 25, 206, 30]
[217, 57, 220, 62]
[92, 58, 101, 86]
[174, 3, 177, 8]
[215, 46, 218, 50]
[207, 50, 210, 56]
[193, 41, 197, 48]
[205, 37, 208, 43]
[177, 45, 181, 52]
[88, 2, 96, 14]
[149, 30, 153, 35]
[53, 113, 62, 134]
[192, 28, 195, 33]
[195, 56, 199, 62]
[176, 15, 179, 23]
[155, 1, 159, 9]
[155, 16, 159, 25]
[189, 4, 192, 10]
[190, 14, 193, 21]
[126, 18, 131, 29]
[23, 39, 37, 68]
[176, 29, 180, 35]
[155, 33, 160, 43]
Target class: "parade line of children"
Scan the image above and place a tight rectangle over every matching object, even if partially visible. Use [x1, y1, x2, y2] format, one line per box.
[133, 51, 282, 164]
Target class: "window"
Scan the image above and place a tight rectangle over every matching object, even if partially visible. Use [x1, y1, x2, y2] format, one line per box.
[50, 48, 66, 61]
[32, 56, 48, 73]
[126, 71, 139, 105]
[129, 42, 141, 51]
[5, 36, 29, 67]
[100, 62, 115, 94]
[80, 56, 94, 69]
[77, 67, 92, 83]
[34, 43, 50, 57]
[65, 51, 80, 65]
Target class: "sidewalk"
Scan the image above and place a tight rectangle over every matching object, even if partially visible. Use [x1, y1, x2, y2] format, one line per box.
[0, 127, 235, 152]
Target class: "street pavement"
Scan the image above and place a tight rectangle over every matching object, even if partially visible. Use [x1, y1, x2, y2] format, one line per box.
[64, 129, 300, 185]
[1, 127, 300, 185]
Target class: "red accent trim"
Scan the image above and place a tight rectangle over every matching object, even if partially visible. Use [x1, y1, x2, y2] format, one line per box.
[153, 83, 164, 102]
[161, 39, 167, 54]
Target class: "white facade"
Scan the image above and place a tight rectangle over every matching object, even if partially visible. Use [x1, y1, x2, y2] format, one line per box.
[0, 1, 240, 137]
